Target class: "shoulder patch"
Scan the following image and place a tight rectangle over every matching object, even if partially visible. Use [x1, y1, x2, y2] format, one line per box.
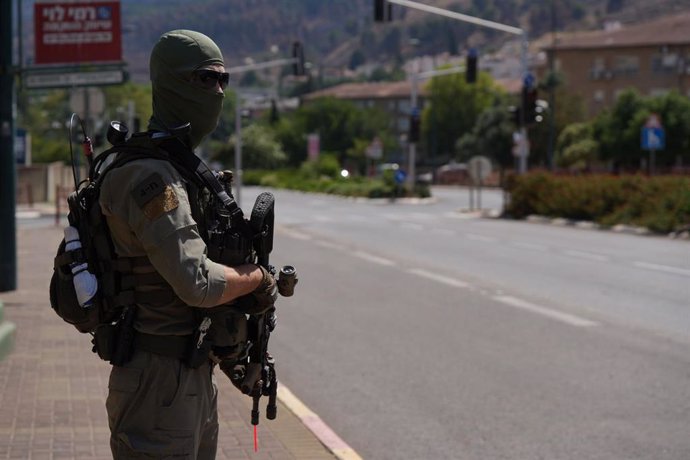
[131, 173, 179, 220]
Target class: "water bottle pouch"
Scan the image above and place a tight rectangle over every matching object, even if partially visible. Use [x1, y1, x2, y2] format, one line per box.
[50, 238, 102, 333]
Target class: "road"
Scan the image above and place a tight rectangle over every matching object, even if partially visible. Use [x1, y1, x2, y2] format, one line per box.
[248, 186, 689, 460]
[20, 186, 690, 459]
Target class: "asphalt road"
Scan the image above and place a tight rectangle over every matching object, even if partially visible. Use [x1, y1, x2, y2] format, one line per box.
[19, 186, 690, 459]
[247, 186, 689, 460]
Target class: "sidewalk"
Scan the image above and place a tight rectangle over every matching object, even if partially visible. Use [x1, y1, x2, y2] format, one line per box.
[0, 225, 337, 460]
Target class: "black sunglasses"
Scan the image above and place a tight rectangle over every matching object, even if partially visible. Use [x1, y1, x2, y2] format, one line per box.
[195, 69, 230, 90]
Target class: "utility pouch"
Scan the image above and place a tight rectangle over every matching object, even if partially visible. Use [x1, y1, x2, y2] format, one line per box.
[110, 307, 137, 367]
[187, 336, 213, 369]
[92, 323, 119, 361]
[186, 316, 213, 369]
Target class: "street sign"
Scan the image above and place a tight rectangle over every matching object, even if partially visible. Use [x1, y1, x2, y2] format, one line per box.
[467, 156, 492, 183]
[641, 127, 665, 150]
[15, 129, 31, 166]
[34, 1, 122, 65]
[24, 68, 125, 89]
[394, 169, 407, 185]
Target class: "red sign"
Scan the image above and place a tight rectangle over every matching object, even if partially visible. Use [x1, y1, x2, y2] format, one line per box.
[34, 1, 122, 65]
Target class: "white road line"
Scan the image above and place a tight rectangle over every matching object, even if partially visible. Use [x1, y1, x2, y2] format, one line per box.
[353, 251, 396, 266]
[511, 241, 548, 252]
[407, 268, 469, 288]
[280, 229, 312, 241]
[493, 295, 598, 327]
[402, 223, 424, 231]
[465, 233, 497, 242]
[564, 250, 610, 262]
[315, 241, 346, 251]
[634, 261, 690, 277]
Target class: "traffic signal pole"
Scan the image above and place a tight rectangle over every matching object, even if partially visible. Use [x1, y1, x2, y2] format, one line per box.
[0, 0, 17, 292]
[379, 0, 531, 173]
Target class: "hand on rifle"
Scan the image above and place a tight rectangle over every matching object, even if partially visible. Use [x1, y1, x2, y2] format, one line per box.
[234, 265, 277, 315]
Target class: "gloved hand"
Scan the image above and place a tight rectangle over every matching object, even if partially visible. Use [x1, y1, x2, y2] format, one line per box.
[233, 265, 277, 315]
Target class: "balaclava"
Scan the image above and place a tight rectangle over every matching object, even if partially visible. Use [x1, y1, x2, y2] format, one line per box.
[148, 30, 224, 148]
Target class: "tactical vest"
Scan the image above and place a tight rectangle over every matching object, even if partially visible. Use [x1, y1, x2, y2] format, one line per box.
[50, 131, 254, 363]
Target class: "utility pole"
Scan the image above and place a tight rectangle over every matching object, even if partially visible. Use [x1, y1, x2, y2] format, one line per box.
[0, 0, 17, 292]
[227, 47, 305, 207]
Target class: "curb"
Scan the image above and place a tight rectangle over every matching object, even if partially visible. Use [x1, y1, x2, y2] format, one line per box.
[522, 214, 690, 240]
[277, 383, 363, 460]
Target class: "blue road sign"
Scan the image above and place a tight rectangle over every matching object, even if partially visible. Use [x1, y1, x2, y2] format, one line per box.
[641, 127, 665, 150]
[394, 169, 407, 185]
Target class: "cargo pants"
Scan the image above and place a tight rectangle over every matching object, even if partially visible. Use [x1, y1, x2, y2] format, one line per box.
[106, 350, 218, 459]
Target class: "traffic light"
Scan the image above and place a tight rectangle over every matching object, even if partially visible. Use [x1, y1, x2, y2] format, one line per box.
[521, 85, 538, 124]
[409, 108, 421, 143]
[292, 41, 305, 76]
[465, 48, 478, 83]
[374, 0, 392, 22]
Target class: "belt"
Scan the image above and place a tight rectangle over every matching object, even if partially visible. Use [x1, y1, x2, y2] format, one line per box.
[135, 332, 193, 360]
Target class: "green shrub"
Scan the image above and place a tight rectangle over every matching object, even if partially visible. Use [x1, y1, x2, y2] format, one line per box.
[504, 172, 690, 233]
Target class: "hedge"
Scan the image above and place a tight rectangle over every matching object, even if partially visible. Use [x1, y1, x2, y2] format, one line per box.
[504, 172, 690, 233]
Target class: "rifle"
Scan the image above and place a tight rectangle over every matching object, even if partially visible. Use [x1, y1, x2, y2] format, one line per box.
[219, 191, 297, 426]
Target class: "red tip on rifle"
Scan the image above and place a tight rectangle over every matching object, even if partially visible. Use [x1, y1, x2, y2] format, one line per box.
[82, 137, 94, 158]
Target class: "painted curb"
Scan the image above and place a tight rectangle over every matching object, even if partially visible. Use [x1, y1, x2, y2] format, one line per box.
[277, 383, 363, 460]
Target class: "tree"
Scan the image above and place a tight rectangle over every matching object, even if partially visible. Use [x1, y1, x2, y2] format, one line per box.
[422, 70, 504, 160]
[213, 123, 287, 170]
[555, 122, 599, 171]
[455, 105, 514, 182]
[274, 97, 394, 169]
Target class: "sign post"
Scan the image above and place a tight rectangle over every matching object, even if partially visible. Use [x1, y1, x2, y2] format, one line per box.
[641, 113, 665, 175]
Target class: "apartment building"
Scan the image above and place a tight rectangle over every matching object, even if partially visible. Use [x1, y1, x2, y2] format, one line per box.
[301, 81, 427, 145]
[539, 12, 690, 116]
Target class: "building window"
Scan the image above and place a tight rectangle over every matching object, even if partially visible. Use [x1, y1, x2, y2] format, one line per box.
[649, 88, 669, 97]
[589, 57, 607, 80]
[397, 116, 410, 132]
[651, 53, 679, 74]
[593, 90, 605, 103]
[398, 99, 411, 114]
[613, 55, 639, 77]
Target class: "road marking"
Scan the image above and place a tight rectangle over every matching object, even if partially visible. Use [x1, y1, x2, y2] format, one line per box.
[511, 241, 548, 252]
[465, 233, 497, 242]
[353, 251, 395, 266]
[634, 261, 690, 277]
[407, 268, 469, 288]
[278, 383, 363, 460]
[315, 241, 346, 251]
[401, 223, 424, 231]
[280, 229, 312, 241]
[564, 250, 609, 262]
[493, 295, 598, 327]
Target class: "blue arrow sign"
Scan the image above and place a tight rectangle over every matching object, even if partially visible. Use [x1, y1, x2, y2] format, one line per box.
[641, 127, 665, 150]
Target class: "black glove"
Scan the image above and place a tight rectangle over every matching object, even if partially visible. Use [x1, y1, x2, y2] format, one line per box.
[233, 265, 277, 315]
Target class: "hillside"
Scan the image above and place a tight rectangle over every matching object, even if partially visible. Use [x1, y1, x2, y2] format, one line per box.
[23, 0, 690, 82]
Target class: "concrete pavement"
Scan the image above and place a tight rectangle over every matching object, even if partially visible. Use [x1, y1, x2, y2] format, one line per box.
[0, 223, 340, 460]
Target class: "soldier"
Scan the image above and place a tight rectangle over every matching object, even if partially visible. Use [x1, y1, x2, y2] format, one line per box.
[99, 30, 276, 458]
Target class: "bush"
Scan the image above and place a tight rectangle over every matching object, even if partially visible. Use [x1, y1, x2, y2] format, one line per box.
[504, 172, 690, 233]
[240, 168, 430, 199]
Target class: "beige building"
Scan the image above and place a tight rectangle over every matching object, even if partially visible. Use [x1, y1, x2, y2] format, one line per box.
[301, 81, 428, 145]
[539, 12, 690, 116]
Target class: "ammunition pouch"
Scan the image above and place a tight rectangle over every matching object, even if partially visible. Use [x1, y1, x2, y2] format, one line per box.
[206, 306, 249, 363]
